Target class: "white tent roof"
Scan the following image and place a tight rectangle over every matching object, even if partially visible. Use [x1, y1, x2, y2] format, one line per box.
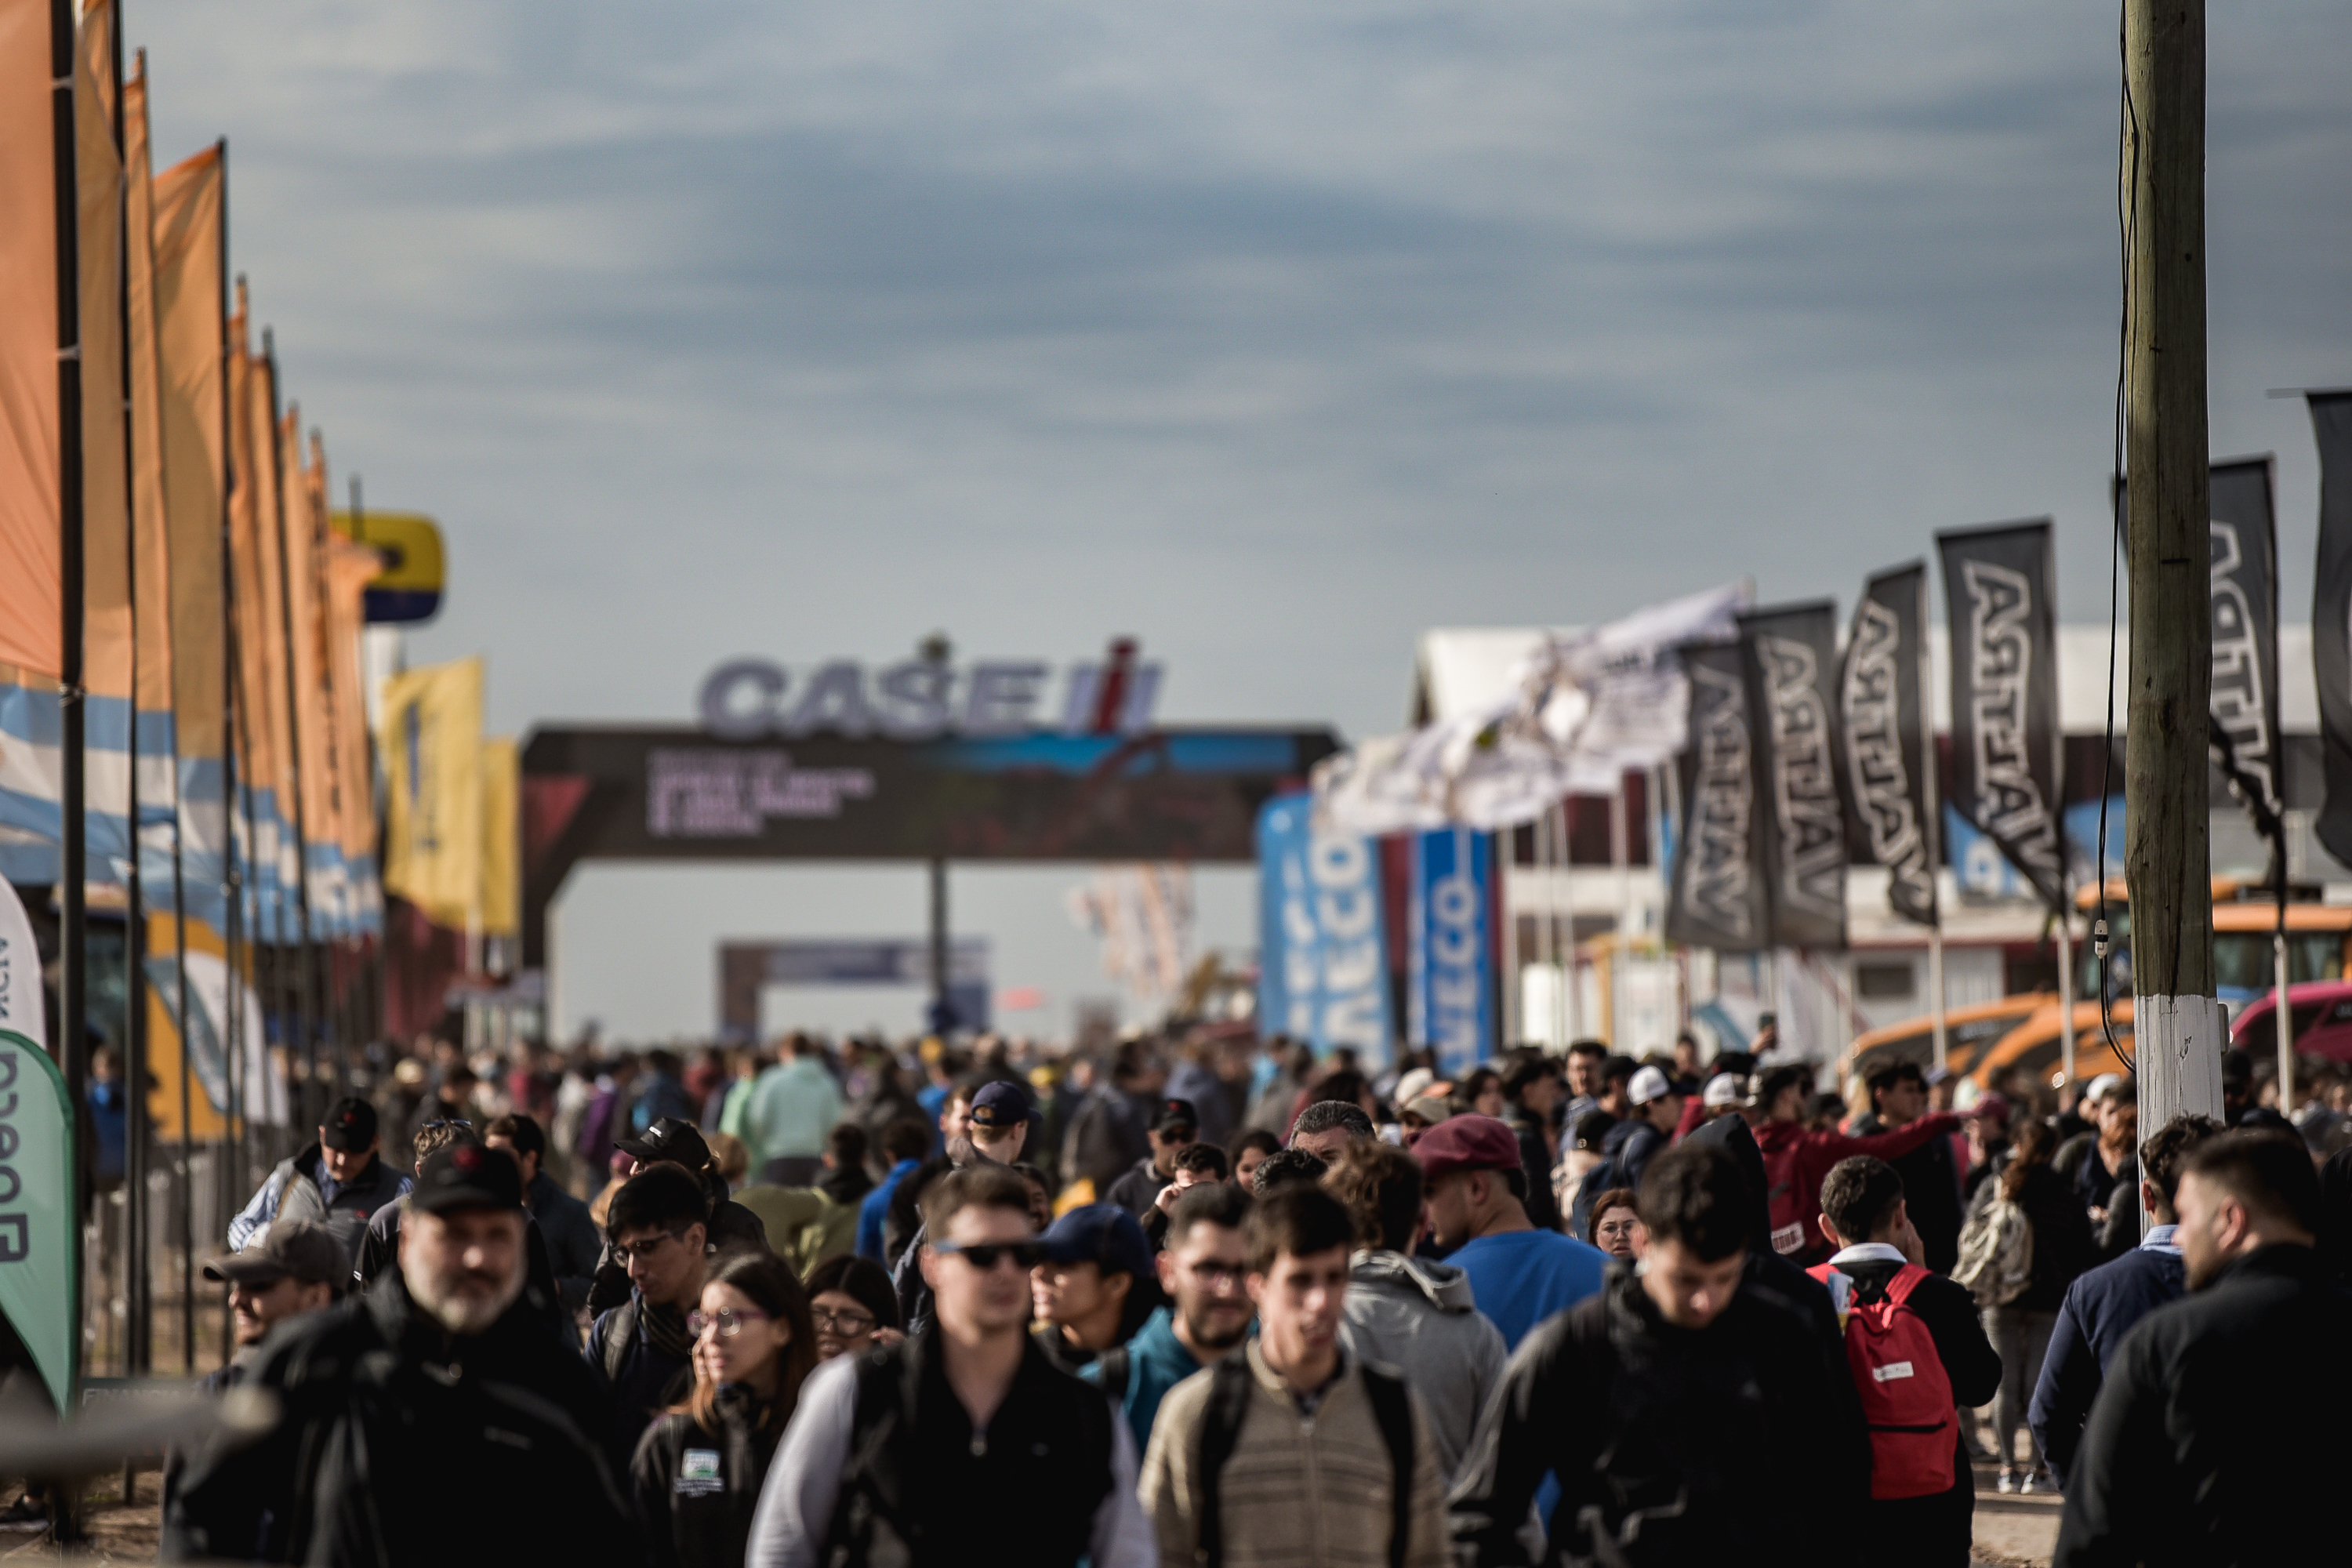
[1413, 624, 2320, 735]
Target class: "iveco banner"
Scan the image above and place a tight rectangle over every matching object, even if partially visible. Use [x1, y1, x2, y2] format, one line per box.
[1407, 827, 1493, 1077]
[1665, 641, 1769, 952]
[1938, 520, 2064, 912]
[1743, 601, 1848, 949]
[2208, 458, 2281, 815]
[2309, 395, 2352, 868]
[1841, 564, 1939, 930]
[1256, 794, 1394, 1065]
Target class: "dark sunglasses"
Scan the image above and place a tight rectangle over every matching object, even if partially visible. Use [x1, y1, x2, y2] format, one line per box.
[930, 1240, 1047, 1272]
[419, 1119, 474, 1133]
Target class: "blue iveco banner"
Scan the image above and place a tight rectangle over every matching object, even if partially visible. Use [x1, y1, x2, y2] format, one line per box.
[1257, 793, 1393, 1067]
[1408, 827, 1494, 1077]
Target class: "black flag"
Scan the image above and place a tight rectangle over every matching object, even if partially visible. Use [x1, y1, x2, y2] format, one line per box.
[2209, 457, 2281, 815]
[2314, 395, 2352, 866]
[1743, 601, 1849, 949]
[1665, 641, 1769, 952]
[1939, 520, 2065, 912]
[1841, 564, 1939, 929]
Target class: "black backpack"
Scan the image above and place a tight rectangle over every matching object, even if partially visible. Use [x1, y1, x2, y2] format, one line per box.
[1195, 1355, 1415, 1568]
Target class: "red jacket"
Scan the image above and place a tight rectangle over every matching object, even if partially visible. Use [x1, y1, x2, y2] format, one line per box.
[1752, 1112, 1963, 1260]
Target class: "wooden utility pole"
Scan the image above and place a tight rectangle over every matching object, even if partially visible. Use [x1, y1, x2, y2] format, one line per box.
[2124, 0, 2223, 1135]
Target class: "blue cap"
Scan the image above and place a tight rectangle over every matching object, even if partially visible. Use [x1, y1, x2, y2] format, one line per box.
[968, 1080, 1031, 1131]
[1040, 1203, 1152, 1279]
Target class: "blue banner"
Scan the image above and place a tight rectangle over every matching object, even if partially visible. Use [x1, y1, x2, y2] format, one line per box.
[1256, 793, 1393, 1066]
[1408, 826, 1494, 1077]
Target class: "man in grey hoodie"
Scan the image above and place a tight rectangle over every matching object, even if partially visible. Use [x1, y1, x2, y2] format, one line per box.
[1321, 1138, 1508, 1488]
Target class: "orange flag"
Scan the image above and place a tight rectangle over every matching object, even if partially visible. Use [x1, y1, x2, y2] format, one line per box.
[0, 0, 64, 676]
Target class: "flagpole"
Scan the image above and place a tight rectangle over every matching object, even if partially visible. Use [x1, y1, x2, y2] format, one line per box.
[262, 340, 323, 1123]
[1610, 776, 1629, 1049]
[1497, 829, 1519, 1043]
[1918, 572, 1947, 1072]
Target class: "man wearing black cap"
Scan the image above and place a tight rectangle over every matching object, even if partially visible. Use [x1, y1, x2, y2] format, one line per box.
[587, 1163, 713, 1473]
[169, 1142, 634, 1567]
[967, 1080, 1033, 1164]
[199, 1218, 347, 1392]
[1105, 1098, 1197, 1220]
[225, 1094, 412, 1265]
[586, 1114, 772, 1312]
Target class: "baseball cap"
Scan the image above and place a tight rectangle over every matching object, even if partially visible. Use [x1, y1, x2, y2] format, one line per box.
[320, 1096, 378, 1152]
[1702, 1073, 1746, 1109]
[1040, 1203, 1152, 1279]
[1401, 1094, 1454, 1126]
[1411, 1113, 1523, 1181]
[1628, 1065, 1676, 1107]
[205, 1217, 347, 1289]
[2084, 1073, 2123, 1105]
[1151, 1098, 1199, 1134]
[615, 1116, 712, 1171]
[1392, 1067, 1438, 1108]
[410, 1138, 525, 1215]
[968, 1080, 1031, 1131]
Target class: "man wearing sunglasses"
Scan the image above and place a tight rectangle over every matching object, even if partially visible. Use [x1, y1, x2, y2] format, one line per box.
[748, 1163, 1154, 1568]
[587, 1163, 713, 1474]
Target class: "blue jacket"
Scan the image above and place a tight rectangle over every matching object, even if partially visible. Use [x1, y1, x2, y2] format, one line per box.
[858, 1159, 920, 1261]
[2028, 1224, 2187, 1486]
[1081, 1305, 1238, 1454]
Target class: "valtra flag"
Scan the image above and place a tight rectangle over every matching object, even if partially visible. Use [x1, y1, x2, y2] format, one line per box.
[1840, 564, 1938, 930]
[1665, 640, 1769, 953]
[2313, 394, 2352, 867]
[1938, 520, 2064, 912]
[1741, 600, 1847, 950]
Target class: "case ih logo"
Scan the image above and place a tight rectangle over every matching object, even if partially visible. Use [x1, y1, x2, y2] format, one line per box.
[697, 639, 1162, 741]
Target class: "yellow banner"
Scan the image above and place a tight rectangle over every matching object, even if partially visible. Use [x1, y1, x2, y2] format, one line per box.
[381, 656, 484, 929]
[124, 60, 172, 715]
[151, 141, 224, 758]
[0, 0, 64, 674]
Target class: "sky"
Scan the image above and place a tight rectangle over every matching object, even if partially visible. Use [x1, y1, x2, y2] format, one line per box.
[132, 2, 2352, 1042]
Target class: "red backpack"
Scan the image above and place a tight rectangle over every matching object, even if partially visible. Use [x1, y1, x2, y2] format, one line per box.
[1807, 1261, 1955, 1499]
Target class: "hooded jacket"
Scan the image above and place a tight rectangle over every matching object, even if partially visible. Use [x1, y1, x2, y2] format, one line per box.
[632, 1384, 787, 1568]
[165, 1267, 632, 1568]
[1448, 1262, 1867, 1568]
[1340, 1248, 1509, 1488]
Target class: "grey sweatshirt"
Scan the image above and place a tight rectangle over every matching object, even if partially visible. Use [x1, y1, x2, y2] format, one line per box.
[1338, 1248, 1509, 1489]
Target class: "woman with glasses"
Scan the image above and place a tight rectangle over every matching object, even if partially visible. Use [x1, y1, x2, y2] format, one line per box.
[632, 1253, 817, 1568]
[803, 1254, 903, 1361]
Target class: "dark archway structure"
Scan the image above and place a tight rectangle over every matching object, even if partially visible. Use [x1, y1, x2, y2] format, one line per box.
[520, 724, 1341, 985]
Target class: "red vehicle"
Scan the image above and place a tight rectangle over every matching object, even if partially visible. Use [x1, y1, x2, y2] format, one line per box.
[2230, 980, 2352, 1065]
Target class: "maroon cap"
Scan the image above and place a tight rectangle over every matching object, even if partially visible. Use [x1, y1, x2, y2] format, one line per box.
[1410, 1113, 1523, 1181]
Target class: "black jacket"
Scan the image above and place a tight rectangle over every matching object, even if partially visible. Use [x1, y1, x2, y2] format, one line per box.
[1103, 1155, 1171, 1220]
[530, 1171, 604, 1311]
[2054, 1244, 2352, 1567]
[822, 1330, 1117, 1568]
[165, 1270, 632, 1568]
[631, 1385, 786, 1568]
[1504, 1105, 1563, 1232]
[1449, 1262, 1866, 1567]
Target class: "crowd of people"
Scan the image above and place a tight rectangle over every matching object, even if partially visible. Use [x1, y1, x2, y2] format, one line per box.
[153, 1021, 2352, 1566]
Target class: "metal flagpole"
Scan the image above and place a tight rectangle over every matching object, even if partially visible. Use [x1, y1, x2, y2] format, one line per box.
[50, 0, 93, 1408]
[1918, 572, 1948, 1071]
[1497, 829, 1519, 1043]
[1610, 777, 1629, 1048]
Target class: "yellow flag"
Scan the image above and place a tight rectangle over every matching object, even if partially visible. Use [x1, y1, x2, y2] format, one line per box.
[380, 656, 483, 929]
[0, 0, 64, 674]
[481, 736, 518, 938]
[124, 60, 172, 718]
[152, 141, 224, 762]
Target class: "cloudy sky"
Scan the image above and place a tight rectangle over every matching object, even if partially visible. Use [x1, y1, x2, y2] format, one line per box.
[135, 2, 2352, 1042]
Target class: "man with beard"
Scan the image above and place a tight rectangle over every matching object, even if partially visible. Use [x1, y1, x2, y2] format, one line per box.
[166, 1140, 631, 1566]
[2053, 1131, 2352, 1566]
[1087, 1183, 1256, 1450]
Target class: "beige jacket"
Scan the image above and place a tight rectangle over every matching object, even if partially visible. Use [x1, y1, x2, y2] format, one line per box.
[1140, 1340, 1451, 1568]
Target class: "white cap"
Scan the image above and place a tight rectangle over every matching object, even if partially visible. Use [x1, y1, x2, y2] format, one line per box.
[1628, 1065, 1674, 1107]
[1703, 1073, 1746, 1109]
[2085, 1073, 2124, 1104]
[1393, 1067, 1436, 1108]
